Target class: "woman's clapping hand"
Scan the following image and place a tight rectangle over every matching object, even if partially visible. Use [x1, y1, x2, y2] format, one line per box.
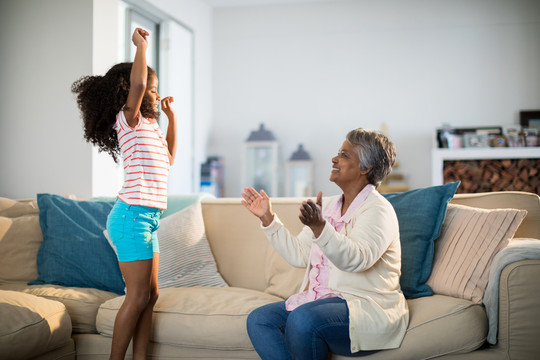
[299, 191, 325, 238]
[241, 187, 274, 226]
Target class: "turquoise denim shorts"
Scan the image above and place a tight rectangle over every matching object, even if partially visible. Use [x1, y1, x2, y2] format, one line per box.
[106, 199, 162, 262]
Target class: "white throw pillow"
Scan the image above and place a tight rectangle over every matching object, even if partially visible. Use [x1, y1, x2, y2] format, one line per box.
[157, 202, 228, 288]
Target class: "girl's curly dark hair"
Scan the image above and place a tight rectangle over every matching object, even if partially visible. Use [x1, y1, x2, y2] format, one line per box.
[71, 62, 157, 163]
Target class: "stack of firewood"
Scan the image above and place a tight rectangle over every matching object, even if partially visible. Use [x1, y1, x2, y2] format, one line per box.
[443, 158, 540, 195]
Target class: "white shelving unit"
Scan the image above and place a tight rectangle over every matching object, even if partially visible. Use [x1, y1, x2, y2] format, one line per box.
[431, 147, 540, 186]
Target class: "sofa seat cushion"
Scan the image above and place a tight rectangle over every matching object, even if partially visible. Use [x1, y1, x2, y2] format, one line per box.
[0, 290, 72, 359]
[0, 283, 119, 334]
[333, 294, 488, 360]
[73, 333, 258, 359]
[97, 287, 283, 350]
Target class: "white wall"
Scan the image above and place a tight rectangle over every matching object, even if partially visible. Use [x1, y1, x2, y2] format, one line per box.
[211, 0, 540, 197]
[2, 0, 538, 199]
[0, 0, 213, 199]
[0, 0, 94, 199]
[92, 0, 124, 197]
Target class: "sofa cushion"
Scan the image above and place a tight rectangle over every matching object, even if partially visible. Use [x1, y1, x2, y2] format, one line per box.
[0, 197, 39, 218]
[0, 215, 42, 283]
[97, 287, 283, 350]
[382, 182, 459, 299]
[427, 204, 526, 303]
[264, 249, 304, 299]
[29, 194, 124, 294]
[157, 202, 228, 288]
[450, 191, 540, 239]
[0, 283, 119, 334]
[333, 294, 487, 360]
[0, 290, 72, 359]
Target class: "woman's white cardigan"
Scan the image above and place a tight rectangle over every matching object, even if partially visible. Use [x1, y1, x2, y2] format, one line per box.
[261, 190, 409, 352]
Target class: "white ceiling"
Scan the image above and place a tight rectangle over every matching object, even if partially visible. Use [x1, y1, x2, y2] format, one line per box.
[204, 0, 341, 8]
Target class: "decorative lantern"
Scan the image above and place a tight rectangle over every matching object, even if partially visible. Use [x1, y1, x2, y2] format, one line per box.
[286, 144, 313, 197]
[243, 124, 279, 196]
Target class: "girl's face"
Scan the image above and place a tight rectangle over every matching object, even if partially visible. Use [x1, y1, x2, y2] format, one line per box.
[141, 74, 160, 119]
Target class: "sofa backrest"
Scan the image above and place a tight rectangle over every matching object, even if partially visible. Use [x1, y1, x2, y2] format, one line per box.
[451, 191, 540, 239]
[202, 191, 540, 294]
[201, 197, 305, 292]
[2, 191, 537, 295]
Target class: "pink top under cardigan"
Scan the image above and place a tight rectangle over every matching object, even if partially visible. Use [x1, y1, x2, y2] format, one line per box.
[286, 184, 375, 311]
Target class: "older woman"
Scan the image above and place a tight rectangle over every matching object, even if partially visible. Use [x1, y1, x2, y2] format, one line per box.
[241, 128, 409, 359]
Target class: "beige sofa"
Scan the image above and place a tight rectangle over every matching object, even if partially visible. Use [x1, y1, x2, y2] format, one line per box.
[1, 191, 539, 360]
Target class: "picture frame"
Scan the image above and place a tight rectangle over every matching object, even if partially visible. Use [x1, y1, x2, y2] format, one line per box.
[436, 126, 502, 148]
[463, 133, 489, 148]
[520, 110, 540, 131]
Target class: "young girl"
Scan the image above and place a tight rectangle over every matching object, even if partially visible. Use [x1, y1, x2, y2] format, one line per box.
[72, 28, 177, 359]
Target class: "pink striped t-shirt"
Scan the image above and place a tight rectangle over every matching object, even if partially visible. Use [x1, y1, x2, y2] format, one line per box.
[114, 110, 169, 210]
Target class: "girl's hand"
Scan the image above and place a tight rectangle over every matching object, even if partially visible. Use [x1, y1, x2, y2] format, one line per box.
[132, 28, 149, 47]
[299, 191, 325, 238]
[161, 96, 176, 119]
[241, 187, 274, 226]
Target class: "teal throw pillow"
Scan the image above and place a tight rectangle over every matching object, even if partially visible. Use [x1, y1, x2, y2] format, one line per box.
[29, 194, 124, 294]
[382, 181, 460, 299]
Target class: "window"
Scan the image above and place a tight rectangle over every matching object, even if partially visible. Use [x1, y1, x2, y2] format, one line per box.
[125, 9, 160, 71]
[120, 1, 195, 194]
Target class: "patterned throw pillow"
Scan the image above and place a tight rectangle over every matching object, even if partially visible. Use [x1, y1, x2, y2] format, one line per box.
[427, 203, 527, 303]
[157, 202, 228, 288]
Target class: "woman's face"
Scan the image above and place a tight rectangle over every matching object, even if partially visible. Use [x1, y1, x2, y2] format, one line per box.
[330, 140, 368, 189]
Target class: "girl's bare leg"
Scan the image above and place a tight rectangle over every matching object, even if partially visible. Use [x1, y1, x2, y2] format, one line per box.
[109, 258, 153, 360]
[132, 253, 159, 359]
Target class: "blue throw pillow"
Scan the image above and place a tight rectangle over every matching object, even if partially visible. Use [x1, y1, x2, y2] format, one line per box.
[382, 182, 460, 299]
[29, 194, 124, 294]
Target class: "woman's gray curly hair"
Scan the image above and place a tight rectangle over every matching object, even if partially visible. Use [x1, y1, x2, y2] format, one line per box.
[346, 128, 396, 187]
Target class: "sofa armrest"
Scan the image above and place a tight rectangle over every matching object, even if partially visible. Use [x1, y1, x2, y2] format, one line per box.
[496, 259, 540, 359]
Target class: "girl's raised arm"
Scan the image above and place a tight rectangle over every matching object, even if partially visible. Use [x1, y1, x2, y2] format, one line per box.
[161, 96, 178, 165]
[124, 28, 149, 128]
